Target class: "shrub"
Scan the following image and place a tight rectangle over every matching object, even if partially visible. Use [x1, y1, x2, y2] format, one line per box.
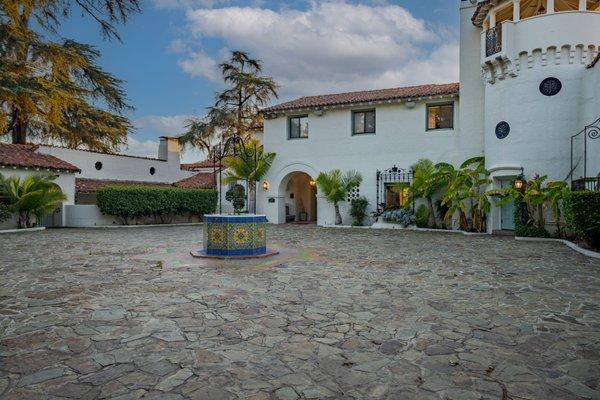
[225, 184, 246, 214]
[0, 202, 12, 222]
[514, 198, 549, 238]
[565, 191, 600, 249]
[97, 186, 217, 225]
[0, 173, 66, 228]
[350, 196, 369, 226]
[381, 208, 416, 227]
[415, 204, 429, 228]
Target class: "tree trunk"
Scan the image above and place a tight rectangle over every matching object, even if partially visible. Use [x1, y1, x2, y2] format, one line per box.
[11, 110, 28, 144]
[427, 197, 437, 229]
[459, 210, 468, 231]
[334, 202, 342, 225]
[537, 205, 545, 229]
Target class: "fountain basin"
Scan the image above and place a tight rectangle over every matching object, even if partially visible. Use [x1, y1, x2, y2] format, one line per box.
[191, 214, 278, 259]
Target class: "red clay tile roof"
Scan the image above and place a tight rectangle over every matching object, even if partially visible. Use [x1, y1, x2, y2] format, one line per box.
[0, 143, 80, 172]
[471, 0, 493, 27]
[174, 172, 215, 189]
[588, 52, 600, 68]
[76, 178, 171, 194]
[263, 83, 460, 113]
[181, 159, 223, 171]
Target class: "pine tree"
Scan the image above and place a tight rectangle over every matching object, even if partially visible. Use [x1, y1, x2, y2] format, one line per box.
[0, 0, 140, 151]
[180, 51, 278, 153]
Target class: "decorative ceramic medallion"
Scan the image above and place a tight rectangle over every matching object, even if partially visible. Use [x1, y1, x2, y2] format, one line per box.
[495, 121, 510, 139]
[539, 77, 562, 96]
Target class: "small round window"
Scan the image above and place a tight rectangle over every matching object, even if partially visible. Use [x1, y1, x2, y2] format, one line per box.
[95, 161, 103, 170]
[495, 121, 510, 139]
[539, 77, 562, 96]
[149, 167, 156, 175]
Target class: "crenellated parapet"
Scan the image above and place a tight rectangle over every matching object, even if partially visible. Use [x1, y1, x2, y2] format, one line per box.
[481, 11, 600, 83]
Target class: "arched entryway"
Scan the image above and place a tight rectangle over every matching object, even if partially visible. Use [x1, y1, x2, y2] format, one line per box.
[279, 171, 317, 223]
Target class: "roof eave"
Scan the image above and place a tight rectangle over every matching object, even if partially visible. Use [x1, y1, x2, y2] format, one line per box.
[263, 92, 459, 117]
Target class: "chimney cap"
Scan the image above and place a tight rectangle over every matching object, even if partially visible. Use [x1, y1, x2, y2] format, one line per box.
[159, 136, 179, 140]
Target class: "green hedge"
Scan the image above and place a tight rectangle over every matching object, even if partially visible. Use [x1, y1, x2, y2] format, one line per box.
[96, 186, 217, 225]
[565, 191, 600, 248]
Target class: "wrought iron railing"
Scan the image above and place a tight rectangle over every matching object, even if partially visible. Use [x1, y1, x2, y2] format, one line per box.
[485, 25, 502, 57]
[569, 117, 600, 191]
[375, 166, 413, 214]
[572, 177, 599, 192]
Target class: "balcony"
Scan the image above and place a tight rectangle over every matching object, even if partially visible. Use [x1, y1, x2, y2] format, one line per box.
[485, 25, 502, 57]
[480, 11, 600, 71]
[572, 177, 599, 192]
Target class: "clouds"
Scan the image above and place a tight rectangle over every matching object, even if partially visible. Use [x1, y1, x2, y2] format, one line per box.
[134, 114, 193, 137]
[175, 1, 459, 100]
[127, 115, 207, 162]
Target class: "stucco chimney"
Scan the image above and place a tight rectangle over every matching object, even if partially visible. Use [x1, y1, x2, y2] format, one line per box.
[158, 136, 181, 164]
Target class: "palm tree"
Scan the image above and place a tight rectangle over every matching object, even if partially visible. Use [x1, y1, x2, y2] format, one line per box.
[222, 139, 275, 213]
[316, 169, 363, 225]
[407, 159, 444, 228]
[0, 173, 66, 228]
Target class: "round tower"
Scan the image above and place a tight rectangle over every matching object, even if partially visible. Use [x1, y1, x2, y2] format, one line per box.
[472, 0, 600, 231]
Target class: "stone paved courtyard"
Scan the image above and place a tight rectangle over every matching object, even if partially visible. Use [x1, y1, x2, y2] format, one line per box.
[1, 225, 599, 400]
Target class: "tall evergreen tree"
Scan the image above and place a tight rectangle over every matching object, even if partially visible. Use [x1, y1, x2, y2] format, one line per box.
[0, 0, 140, 151]
[180, 51, 278, 153]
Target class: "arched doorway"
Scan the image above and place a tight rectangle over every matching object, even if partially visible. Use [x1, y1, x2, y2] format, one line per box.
[279, 172, 317, 223]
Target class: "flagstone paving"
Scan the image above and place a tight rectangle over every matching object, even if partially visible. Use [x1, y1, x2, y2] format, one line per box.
[1, 225, 599, 399]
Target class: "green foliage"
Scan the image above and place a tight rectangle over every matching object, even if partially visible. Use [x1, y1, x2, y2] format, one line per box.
[407, 158, 444, 228]
[180, 51, 279, 152]
[223, 139, 276, 185]
[96, 186, 217, 225]
[381, 208, 415, 227]
[225, 184, 246, 214]
[415, 204, 429, 228]
[0, 173, 66, 228]
[514, 198, 549, 238]
[565, 191, 600, 249]
[487, 175, 570, 237]
[316, 169, 363, 225]
[0, 202, 12, 222]
[350, 196, 369, 226]
[1, 0, 139, 150]
[439, 156, 491, 232]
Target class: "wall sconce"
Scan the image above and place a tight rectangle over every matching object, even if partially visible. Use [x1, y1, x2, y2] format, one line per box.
[309, 180, 316, 187]
[262, 181, 269, 191]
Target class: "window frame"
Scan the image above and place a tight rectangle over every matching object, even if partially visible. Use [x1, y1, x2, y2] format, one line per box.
[426, 102, 455, 131]
[288, 115, 309, 140]
[352, 109, 376, 136]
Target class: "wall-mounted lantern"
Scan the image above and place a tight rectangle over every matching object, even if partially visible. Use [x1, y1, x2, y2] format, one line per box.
[262, 181, 270, 191]
[309, 180, 316, 187]
[513, 174, 526, 191]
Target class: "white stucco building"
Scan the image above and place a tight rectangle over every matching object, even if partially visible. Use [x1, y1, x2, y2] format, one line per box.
[0, 137, 217, 228]
[256, 0, 600, 232]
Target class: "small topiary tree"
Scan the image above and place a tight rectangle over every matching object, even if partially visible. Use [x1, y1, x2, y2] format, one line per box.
[225, 184, 246, 214]
[350, 196, 369, 226]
